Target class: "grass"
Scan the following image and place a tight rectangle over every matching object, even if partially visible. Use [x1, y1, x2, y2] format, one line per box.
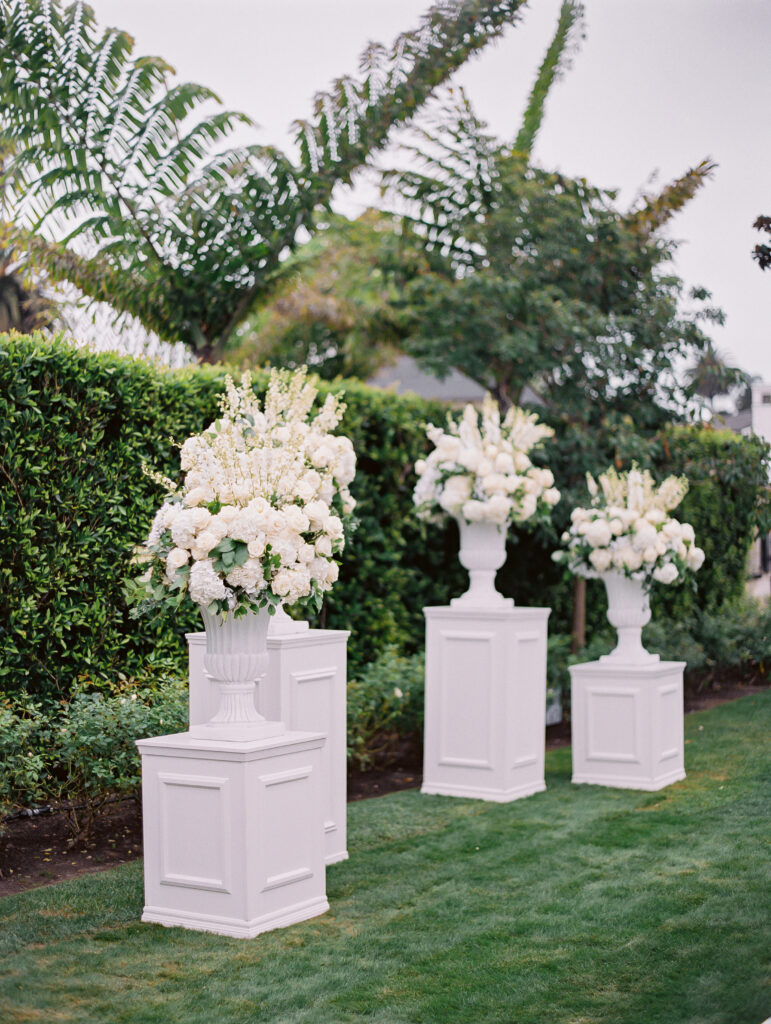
[1, 694, 769, 1024]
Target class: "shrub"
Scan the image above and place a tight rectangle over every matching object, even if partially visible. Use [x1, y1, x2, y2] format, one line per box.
[0, 332, 466, 700]
[0, 697, 50, 830]
[347, 647, 425, 770]
[54, 679, 188, 837]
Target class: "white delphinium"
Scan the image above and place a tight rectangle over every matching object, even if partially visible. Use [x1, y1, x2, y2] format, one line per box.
[129, 368, 356, 618]
[413, 395, 560, 528]
[554, 464, 705, 589]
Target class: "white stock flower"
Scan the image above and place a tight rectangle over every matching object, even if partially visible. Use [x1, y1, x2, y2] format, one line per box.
[544, 487, 561, 507]
[170, 509, 198, 549]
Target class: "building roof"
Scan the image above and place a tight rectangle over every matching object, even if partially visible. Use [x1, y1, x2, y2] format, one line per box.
[367, 354, 486, 403]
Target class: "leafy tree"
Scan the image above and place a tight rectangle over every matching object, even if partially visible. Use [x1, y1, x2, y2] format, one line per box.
[227, 211, 434, 379]
[0, 0, 529, 360]
[752, 214, 771, 270]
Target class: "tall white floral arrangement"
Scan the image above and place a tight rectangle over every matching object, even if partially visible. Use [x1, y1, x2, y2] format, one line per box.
[413, 395, 560, 526]
[128, 368, 356, 618]
[555, 465, 705, 586]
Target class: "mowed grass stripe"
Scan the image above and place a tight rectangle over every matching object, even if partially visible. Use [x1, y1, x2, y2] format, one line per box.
[1, 693, 768, 1024]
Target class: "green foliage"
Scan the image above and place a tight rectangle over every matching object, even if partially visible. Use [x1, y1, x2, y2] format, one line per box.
[1, 697, 770, 1023]
[346, 647, 425, 770]
[0, 696, 49, 827]
[0, 0, 528, 358]
[54, 679, 187, 836]
[655, 424, 771, 618]
[0, 331, 466, 699]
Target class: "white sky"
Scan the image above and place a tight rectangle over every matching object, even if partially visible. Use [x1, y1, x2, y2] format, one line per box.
[85, 0, 771, 381]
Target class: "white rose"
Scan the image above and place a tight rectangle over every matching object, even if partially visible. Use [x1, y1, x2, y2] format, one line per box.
[487, 494, 512, 524]
[653, 562, 679, 585]
[271, 569, 293, 598]
[687, 546, 705, 571]
[305, 500, 329, 527]
[323, 514, 344, 539]
[439, 475, 472, 513]
[584, 519, 612, 548]
[170, 509, 198, 549]
[494, 452, 515, 474]
[481, 473, 508, 496]
[633, 519, 658, 552]
[315, 535, 333, 557]
[642, 547, 659, 564]
[295, 480, 315, 503]
[284, 505, 311, 534]
[646, 508, 666, 525]
[662, 520, 682, 540]
[165, 547, 190, 577]
[589, 548, 613, 573]
[461, 500, 487, 523]
[681, 523, 695, 543]
[608, 517, 624, 536]
[191, 530, 219, 561]
[325, 560, 339, 585]
[620, 546, 643, 571]
[477, 458, 493, 477]
[518, 492, 538, 521]
[247, 534, 267, 559]
[544, 487, 561, 507]
[183, 487, 208, 508]
[513, 451, 531, 472]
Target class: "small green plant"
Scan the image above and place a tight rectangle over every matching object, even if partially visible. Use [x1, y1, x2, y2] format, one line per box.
[347, 647, 425, 771]
[53, 679, 188, 839]
[0, 697, 51, 832]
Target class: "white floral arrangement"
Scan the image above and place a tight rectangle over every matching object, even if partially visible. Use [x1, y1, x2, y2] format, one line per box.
[128, 368, 356, 618]
[554, 465, 705, 586]
[413, 395, 561, 526]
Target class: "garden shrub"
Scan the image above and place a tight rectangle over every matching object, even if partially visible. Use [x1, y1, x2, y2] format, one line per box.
[0, 697, 50, 830]
[346, 647, 425, 770]
[54, 679, 188, 837]
[0, 331, 464, 700]
[1, 333, 768, 704]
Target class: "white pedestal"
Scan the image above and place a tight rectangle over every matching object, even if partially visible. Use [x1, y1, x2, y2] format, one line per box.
[137, 729, 328, 938]
[187, 627, 349, 865]
[422, 605, 551, 802]
[569, 659, 686, 791]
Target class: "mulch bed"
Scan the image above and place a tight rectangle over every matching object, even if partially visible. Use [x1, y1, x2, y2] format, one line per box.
[0, 682, 765, 898]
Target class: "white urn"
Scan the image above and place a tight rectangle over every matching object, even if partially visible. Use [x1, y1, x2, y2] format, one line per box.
[191, 606, 285, 740]
[599, 572, 659, 666]
[451, 519, 514, 609]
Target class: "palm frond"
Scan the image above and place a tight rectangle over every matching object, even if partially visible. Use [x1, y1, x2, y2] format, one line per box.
[625, 159, 717, 237]
[512, 0, 584, 156]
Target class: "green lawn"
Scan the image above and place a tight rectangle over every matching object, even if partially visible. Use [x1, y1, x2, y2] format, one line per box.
[1, 694, 769, 1024]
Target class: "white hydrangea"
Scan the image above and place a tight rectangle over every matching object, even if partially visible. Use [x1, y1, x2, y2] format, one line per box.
[557, 464, 704, 589]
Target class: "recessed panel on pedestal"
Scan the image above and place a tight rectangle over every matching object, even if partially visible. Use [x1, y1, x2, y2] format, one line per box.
[258, 764, 315, 892]
[586, 688, 640, 763]
[438, 630, 494, 768]
[159, 773, 230, 891]
[289, 668, 337, 833]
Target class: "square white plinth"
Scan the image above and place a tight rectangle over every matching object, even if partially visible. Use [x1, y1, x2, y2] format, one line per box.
[137, 729, 328, 938]
[187, 628, 350, 866]
[569, 659, 686, 791]
[422, 605, 551, 802]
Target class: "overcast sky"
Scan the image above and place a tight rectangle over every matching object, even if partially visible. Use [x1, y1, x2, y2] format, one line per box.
[85, 0, 771, 382]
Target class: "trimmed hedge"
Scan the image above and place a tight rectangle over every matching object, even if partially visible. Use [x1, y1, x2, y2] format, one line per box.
[1, 332, 769, 701]
[0, 332, 465, 699]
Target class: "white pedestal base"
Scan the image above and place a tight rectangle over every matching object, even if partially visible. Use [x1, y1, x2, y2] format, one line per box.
[422, 605, 550, 802]
[569, 658, 686, 791]
[187, 627, 349, 865]
[137, 729, 328, 938]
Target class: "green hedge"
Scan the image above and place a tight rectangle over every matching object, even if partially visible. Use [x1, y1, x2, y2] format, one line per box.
[1, 332, 769, 702]
[0, 332, 465, 699]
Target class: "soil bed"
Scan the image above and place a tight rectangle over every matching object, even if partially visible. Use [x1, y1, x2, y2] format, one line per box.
[0, 682, 764, 898]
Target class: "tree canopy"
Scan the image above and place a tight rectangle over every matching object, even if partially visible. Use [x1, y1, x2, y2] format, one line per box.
[0, 0, 528, 358]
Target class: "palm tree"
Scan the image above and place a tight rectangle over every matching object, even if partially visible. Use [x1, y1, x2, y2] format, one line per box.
[684, 342, 749, 414]
[0, 0, 529, 360]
